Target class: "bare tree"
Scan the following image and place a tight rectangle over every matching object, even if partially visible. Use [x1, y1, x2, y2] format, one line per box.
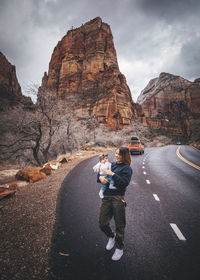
[83, 114, 98, 142]
[0, 86, 65, 165]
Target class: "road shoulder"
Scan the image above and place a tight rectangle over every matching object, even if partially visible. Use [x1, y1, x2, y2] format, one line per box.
[0, 151, 104, 280]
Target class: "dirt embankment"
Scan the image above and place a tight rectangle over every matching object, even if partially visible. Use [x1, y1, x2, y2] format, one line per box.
[0, 148, 112, 280]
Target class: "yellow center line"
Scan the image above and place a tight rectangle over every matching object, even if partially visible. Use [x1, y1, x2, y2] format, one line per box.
[176, 146, 200, 171]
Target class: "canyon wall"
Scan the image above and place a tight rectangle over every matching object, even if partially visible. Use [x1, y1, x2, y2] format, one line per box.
[0, 52, 32, 110]
[136, 72, 200, 137]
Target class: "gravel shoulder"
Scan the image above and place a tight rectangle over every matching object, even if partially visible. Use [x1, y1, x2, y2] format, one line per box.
[0, 151, 102, 280]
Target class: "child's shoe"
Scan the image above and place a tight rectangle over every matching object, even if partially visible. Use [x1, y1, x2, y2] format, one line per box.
[109, 184, 117, 190]
[99, 190, 104, 199]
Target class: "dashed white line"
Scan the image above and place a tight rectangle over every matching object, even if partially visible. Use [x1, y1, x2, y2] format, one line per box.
[170, 223, 186, 241]
[143, 171, 146, 175]
[146, 179, 150, 184]
[142, 166, 145, 169]
[153, 194, 160, 201]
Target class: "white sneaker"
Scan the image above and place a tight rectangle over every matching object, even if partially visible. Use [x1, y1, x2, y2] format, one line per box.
[112, 248, 123, 261]
[99, 190, 104, 199]
[109, 184, 117, 190]
[106, 236, 115, 250]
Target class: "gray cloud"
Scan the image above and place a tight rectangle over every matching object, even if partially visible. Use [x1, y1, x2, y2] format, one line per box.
[166, 35, 200, 79]
[136, 0, 200, 21]
[0, 0, 200, 102]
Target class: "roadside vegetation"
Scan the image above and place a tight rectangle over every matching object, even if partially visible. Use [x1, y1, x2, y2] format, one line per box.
[0, 85, 198, 171]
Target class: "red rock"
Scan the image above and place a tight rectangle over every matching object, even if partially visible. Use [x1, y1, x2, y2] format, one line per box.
[15, 166, 47, 183]
[0, 52, 32, 110]
[59, 157, 68, 164]
[28, 171, 46, 183]
[40, 17, 134, 129]
[40, 164, 52, 175]
[68, 157, 75, 161]
[0, 181, 28, 189]
[136, 72, 200, 136]
[0, 189, 16, 200]
[0, 180, 29, 200]
[80, 144, 88, 150]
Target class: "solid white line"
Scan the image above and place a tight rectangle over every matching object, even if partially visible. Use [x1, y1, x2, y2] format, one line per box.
[170, 223, 186, 241]
[143, 171, 146, 175]
[146, 180, 150, 184]
[191, 146, 200, 153]
[153, 194, 160, 201]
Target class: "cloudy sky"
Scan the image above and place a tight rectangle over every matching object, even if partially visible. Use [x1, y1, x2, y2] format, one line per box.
[0, 0, 200, 102]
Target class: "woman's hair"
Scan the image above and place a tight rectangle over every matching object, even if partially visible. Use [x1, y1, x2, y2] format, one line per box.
[118, 147, 131, 165]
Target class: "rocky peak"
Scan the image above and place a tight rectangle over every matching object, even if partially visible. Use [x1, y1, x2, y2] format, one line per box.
[135, 72, 200, 137]
[194, 77, 200, 85]
[0, 52, 32, 110]
[0, 52, 22, 99]
[40, 17, 134, 129]
[137, 72, 192, 105]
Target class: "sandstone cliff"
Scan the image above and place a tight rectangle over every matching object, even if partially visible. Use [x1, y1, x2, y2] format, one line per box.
[0, 52, 32, 110]
[136, 72, 200, 137]
[41, 17, 134, 129]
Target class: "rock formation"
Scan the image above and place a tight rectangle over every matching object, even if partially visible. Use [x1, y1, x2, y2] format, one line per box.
[41, 17, 134, 129]
[15, 166, 47, 183]
[0, 52, 32, 110]
[136, 72, 200, 137]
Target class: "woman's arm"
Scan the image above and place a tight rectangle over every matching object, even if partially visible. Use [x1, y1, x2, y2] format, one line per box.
[112, 166, 132, 190]
[99, 176, 109, 184]
[97, 173, 109, 184]
[103, 165, 132, 189]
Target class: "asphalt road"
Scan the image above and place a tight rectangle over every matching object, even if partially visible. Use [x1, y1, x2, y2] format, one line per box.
[48, 145, 200, 280]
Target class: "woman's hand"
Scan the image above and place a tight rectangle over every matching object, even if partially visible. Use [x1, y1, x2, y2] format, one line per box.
[103, 170, 115, 176]
[99, 176, 109, 184]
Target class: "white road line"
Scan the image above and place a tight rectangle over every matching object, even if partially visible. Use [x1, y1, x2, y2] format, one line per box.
[153, 194, 160, 201]
[191, 146, 200, 153]
[143, 171, 146, 175]
[142, 166, 145, 169]
[170, 223, 186, 241]
[146, 180, 150, 184]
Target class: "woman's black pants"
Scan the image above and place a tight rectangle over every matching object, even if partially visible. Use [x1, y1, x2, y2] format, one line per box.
[99, 195, 126, 249]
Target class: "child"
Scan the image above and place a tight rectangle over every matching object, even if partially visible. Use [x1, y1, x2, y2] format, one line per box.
[93, 153, 115, 198]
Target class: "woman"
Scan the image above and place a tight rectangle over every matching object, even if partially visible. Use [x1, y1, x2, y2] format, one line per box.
[98, 147, 132, 261]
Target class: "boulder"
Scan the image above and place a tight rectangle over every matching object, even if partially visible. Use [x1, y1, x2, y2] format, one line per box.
[0, 189, 16, 200]
[40, 164, 52, 175]
[59, 157, 68, 164]
[1, 181, 29, 188]
[15, 166, 46, 183]
[28, 171, 46, 183]
[49, 162, 60, 169]
[80, 144, 88, 151]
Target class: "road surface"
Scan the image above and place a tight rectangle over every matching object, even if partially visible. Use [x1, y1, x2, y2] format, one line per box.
[48, 145, 200, 280]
